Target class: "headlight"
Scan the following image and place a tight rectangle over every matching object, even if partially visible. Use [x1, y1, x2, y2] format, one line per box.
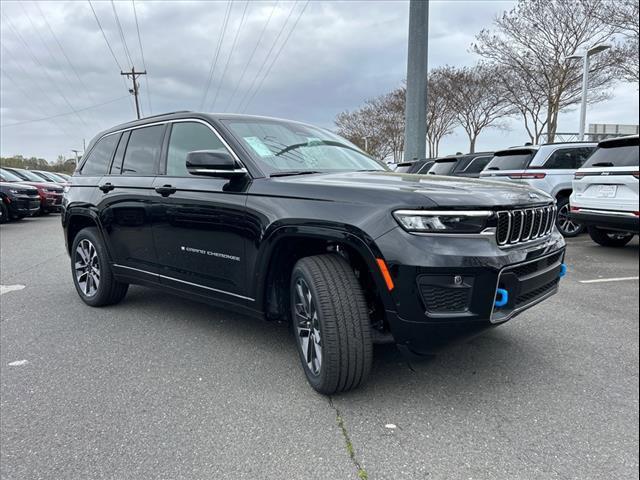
[8, 189, 19, 194]
[393, 210, 493, 233]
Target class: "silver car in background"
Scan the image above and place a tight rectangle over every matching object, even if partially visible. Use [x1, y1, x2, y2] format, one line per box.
[479, 142, 596, 237]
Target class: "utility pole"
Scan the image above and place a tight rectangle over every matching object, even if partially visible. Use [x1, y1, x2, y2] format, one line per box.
[121, 67, 147, 119]
[403, 0, 429, 162]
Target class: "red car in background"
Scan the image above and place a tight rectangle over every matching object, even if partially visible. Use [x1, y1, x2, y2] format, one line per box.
[0, 167, 64, 214]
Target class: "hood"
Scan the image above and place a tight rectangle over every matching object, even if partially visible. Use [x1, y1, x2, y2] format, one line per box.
[0, 181, 38, 192]
[16, 181, 62, 191]
[266, 171, 553, 209]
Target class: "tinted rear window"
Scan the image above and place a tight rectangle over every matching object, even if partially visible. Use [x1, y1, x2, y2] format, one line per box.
[485, 151, 535, 171]
[461, 156, 492, 174]
[394, 164, 413, 173]
[121, 125, 165, 175]
[82, 135, 119, 175]
[582, 144, 639, 168]
[428, 160, 456, 175]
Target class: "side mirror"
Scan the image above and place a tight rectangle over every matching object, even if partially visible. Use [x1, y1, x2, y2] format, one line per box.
[186, 150, 247, 178]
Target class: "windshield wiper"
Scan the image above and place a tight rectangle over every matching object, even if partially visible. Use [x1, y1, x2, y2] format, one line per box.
[270, 170, 322, 178]
[591, 162, 614, 167]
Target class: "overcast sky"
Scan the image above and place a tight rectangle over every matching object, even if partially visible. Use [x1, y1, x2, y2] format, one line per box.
[1, 0, 638, 161]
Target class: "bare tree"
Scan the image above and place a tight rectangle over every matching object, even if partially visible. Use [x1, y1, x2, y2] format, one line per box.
[597, 0, 639, 83]
[335, 88, 405, 162]
[426, 69, 459, 157]
[440, 64, 513, 153]
[473, 0, 621, 142]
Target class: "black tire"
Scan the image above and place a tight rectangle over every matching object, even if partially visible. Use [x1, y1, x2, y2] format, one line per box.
[556, 196, 584, 237]
[290, 254, 373, 394]
[0, 203, 8, 224]
[587, 226, 635, 248]
[71, 227, 129, 307]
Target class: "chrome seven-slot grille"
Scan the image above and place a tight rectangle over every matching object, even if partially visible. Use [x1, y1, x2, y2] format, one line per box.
[496, 205, 557, 246]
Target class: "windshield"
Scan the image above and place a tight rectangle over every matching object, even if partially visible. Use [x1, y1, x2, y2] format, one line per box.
[428, 160, 456, 175]
[32, 171, 56, 182]
[0, 168, 23, 182]
[485, 150, 535, 171]
[9, 169, 43, 181]
[582, 144, 638, 168]
[222, 119, 387, 174]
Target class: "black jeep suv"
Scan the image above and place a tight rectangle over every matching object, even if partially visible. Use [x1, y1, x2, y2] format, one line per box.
[62, 112, 566, 393]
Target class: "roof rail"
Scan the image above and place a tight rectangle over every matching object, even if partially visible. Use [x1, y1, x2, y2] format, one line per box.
[139, 110, 193, 121]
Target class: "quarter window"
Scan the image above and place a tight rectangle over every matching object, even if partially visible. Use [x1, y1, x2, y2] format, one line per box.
[121, 125, 165, 175]
[543, 148, 594, 169]
[166, 122, 230, 176]
[81, 134, 119, 175]
[462, 156, 492, 174]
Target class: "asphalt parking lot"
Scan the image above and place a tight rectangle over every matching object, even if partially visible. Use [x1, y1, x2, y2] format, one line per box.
[1, 215, 638, 480]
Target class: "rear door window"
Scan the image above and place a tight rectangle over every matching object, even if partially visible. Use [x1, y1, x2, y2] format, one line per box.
[461, 156, 492, 174]
[543, 147, 594, 169]
[582, 144, 639, 168]
[485, 150, 535, 171]
[81, 134, 119, 175]
[121, 125, 165, 176]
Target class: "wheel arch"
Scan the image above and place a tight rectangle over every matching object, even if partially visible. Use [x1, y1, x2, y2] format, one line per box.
[254, 224, 395, 325]
[64, 207, 110, 258]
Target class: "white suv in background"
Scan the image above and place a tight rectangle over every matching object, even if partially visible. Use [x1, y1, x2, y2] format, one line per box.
[480, 142, 596, 237]
[570, 135, 639, 247]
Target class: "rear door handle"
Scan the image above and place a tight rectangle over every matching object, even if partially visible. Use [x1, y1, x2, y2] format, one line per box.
[155, 184, 177, 197]
[99, 182, 115, 193]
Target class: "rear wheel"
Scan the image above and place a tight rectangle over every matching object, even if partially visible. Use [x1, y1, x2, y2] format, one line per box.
[587, 226, 635, 247]
[71, 227, 129, 306]
[290, 254, 373, 394]
[556, 197, 584, 237]
[0, 203, 8, 223]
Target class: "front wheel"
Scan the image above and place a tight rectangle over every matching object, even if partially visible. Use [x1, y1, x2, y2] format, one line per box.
[556, 197, 584, 237]
[587, 226, 635, 247]
[291, 254, 373, 394]
[0, 203, 8, 223]
[71, 227, 129, 306]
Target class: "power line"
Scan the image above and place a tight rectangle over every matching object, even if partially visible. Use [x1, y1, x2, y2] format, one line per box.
[209, 0, 250, 112]
[35, 2, 95, 104]
[1, 95, 130, 128]
[199, 1, 233, 111]
[1, 11, 88, 129]
[224, 0, 279, 112]
[241, 0, 310, 113]
[0, 66, 76, 138]
[110, 0, 134, 69]
[87, 0, 136, 116]
[19, 2, 94, 118]
[132, 0, 152, 115]
[235, 1, 298, 113]
[87, 0, 123, 70]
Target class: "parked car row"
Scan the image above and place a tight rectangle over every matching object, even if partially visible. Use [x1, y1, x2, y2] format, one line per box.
[393, 137, 639, 244]
[0, 167, 67, 223]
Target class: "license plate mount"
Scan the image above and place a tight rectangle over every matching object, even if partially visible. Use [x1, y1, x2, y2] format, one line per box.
[597, 185, 617, 198]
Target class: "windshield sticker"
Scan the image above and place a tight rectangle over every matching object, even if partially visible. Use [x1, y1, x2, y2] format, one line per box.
[244, 136, 273, 157]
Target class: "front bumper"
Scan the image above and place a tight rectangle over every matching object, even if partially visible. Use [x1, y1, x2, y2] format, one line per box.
[42, 194, 63, 212]
[375, 227, 566, 354]
[6, 195, 41, 216]
[569, 208, 639, 233]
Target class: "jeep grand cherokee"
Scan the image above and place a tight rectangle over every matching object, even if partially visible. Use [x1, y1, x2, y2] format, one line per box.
[62, 112, 566, 394]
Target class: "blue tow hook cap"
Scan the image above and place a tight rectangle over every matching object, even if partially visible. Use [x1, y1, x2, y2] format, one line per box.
[495, 288, 509, 308]
[559, 263, 568, 278]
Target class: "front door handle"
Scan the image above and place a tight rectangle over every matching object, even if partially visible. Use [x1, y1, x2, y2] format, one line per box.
[99, 182, 115, 193]
[155, 184, 177, 197]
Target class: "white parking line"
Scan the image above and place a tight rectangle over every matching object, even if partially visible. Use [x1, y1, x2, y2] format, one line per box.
[0, 284, 25, 295]
[579, 276, 639, 284]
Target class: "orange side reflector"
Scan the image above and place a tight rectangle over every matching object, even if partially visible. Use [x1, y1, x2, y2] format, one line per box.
[376, 258, 395, 291]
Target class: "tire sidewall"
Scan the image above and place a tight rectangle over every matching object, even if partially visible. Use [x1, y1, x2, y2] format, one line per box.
[290, 265, 330, 391]
[556, 197, 584, 237]
[588, 226, 634, 247]
[71, 227, 114, 306]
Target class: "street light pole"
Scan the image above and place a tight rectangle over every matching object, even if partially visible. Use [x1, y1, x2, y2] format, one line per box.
[567, 44, 610, 141]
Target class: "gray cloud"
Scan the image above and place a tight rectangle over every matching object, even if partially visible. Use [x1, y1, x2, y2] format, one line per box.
[1, 0, 638, 161]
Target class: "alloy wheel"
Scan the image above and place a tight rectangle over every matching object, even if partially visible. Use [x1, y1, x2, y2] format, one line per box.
[75, 239, 100, 297]
[294, 277, 322, 376]
[557, 203, 582, 235]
